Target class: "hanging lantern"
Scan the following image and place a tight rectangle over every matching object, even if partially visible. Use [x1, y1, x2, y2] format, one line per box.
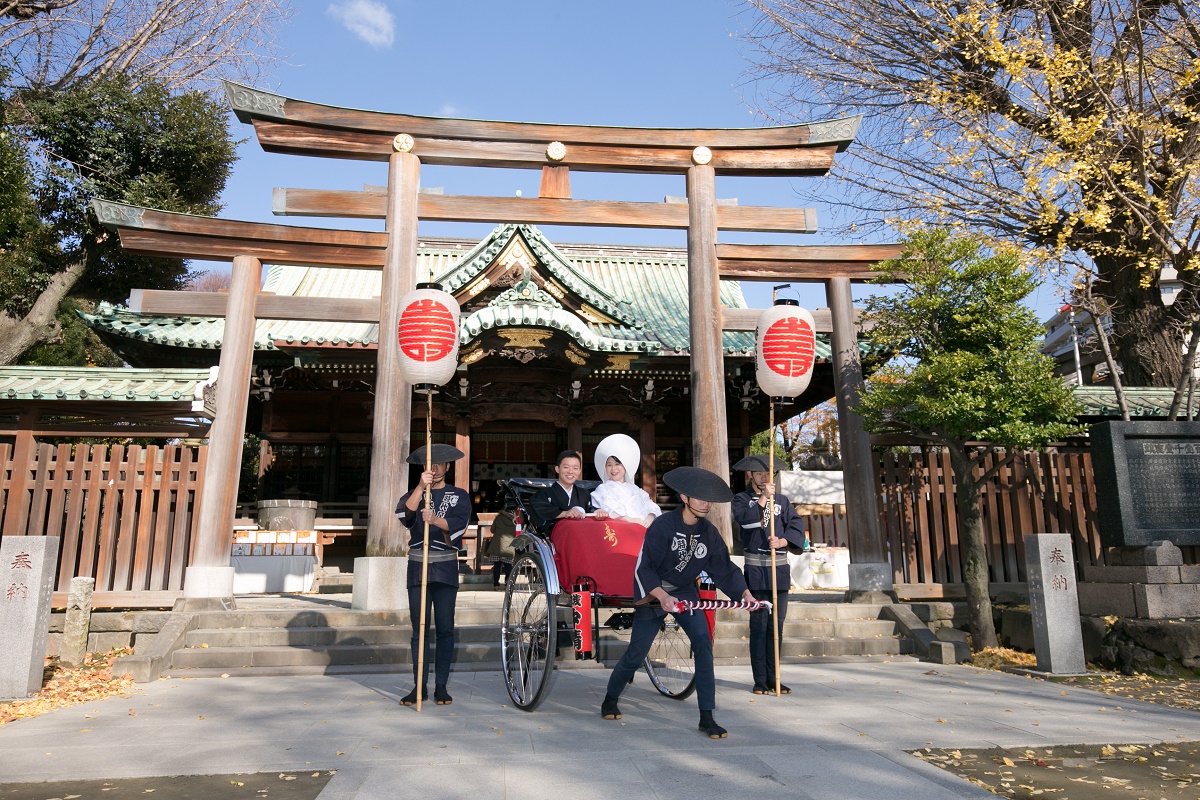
[755, 298, 816, 399]
[396, 282, 461, 393]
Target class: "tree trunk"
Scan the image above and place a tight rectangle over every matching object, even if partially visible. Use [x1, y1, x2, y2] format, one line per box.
[0, 259, 88, 365]
[947, 443, 999, 652]
[1097, 255, 1183, 387]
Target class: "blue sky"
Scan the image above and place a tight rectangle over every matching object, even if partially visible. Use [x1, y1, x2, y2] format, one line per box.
[216, 0, 1063, 318]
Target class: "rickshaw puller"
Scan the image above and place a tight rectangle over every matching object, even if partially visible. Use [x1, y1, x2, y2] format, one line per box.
[600, 466, 757, 739]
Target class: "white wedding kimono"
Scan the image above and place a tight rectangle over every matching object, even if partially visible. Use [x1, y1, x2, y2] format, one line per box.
[591, 480, 662, 521]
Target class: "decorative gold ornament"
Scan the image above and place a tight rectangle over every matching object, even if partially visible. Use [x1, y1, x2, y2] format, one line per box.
[565, 344, 588, 366]
[498, 329, 553, 349]
[691, 146, 713, 165]
[392, 133, 415, 153]
[604, 354, 638, 371]
[546, 141, 567, 162]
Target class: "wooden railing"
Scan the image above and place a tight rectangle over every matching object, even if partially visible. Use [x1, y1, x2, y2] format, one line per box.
[0, 443, 205, 606]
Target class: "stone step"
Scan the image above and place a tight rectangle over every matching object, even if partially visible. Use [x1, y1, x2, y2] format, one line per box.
[189, 601, 881, 630]
[170, 641, 503, 670]
[168, 633, 907, 674]
[188, 607, 502, 629]
[184, 623, 499, 649]
[169, 623, 902, 671]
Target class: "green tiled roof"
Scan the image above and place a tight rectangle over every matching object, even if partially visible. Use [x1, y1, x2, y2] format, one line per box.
[80, 224, 847, 360]
[0, 367, 213, 402]
[1074, 386, 1200, 418]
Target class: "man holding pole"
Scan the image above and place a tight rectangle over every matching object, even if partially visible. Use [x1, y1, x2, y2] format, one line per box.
[600, 466, 762, 739]
[732, 454, 809, 696]
[395, 443, 470, 707]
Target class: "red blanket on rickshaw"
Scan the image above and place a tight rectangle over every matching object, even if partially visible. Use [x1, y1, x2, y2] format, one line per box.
[549, 518, 646, 598]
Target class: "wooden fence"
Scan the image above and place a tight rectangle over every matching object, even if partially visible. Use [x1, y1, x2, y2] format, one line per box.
[0, 443, 205, 606]
[876, 446, 1107, 598]
[3, 439, 1184, 606]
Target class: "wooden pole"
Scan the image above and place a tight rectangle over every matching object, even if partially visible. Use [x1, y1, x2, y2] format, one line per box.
[368, 151, 419, 557]
[415, 390, 433, 712]
[639, 414, 656, 495]
[191, 255, 260, 571]
[454, 416, 471, 492]
[826, 277, 892, 598]
[768, 399, 781, 697]
[686, 161, 732, 544]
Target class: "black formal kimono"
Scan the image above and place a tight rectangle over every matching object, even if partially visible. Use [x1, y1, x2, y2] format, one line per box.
[527, 481, 595, 534]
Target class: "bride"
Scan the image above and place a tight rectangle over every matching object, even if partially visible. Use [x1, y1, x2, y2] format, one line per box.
[590, 433, 661, 527]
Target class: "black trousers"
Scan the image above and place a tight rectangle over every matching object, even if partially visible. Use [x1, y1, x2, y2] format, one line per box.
[407, 582, 457, 687]
[605, 609, 717, 711]
[748, 588, 789, 687]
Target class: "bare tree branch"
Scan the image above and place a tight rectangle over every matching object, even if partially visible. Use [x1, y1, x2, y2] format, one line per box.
[0, 0, 292, 92]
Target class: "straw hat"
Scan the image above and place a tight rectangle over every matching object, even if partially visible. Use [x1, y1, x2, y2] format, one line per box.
[732, 453, 789, 472]
[407, 443, 465, 465]
[662, 466, 733, 503]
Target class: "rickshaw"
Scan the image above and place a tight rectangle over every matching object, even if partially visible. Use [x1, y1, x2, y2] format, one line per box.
[497, 478, 705, 711]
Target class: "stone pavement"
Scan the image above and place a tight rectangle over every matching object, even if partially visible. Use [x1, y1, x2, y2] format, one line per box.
[4, 656, 1200, 799]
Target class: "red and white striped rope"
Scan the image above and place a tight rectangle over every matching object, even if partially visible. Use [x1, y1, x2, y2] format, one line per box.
[673, 599, 771, 614]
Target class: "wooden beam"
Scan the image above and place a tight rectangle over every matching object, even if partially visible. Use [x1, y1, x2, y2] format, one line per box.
[721, 306, 860, 333]
[131, 289, 381, 323]
[19, 425, 209, 438]
[227, 81, 861, 151]
[115, 228, 385, 268]
[252, 121, 840, 176]
[94, 200, 387, 268]
[273, 188, 818, 233]
[717, 243, 903, 281]
[51, 590, 182, 610]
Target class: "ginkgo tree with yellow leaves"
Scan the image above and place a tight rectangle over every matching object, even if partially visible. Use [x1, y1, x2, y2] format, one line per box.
[746, 0, 1199, 387]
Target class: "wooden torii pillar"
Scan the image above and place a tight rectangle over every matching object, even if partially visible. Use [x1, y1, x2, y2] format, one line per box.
[182, 254, 260, 608]
[354, 143, 420, 610]
[719, 245, 902, 600]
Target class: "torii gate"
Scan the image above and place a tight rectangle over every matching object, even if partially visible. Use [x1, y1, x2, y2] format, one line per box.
[94, 82, 900, 609]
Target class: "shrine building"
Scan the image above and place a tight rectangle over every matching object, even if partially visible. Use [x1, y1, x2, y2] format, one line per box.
[79, 222, 853, 515]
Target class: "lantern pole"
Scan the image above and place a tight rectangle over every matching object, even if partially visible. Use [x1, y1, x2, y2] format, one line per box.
[768, 284, 786, 698]
[413, 388, 435, 711]
[756, 288, 813, 700]
[768, 397, 782, 697]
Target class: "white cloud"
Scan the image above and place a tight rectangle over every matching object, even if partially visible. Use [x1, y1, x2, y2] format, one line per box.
[438, 104, 460, 117]
[327, 0, 395, 49]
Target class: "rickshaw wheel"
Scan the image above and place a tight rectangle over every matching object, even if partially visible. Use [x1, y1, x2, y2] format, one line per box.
[501, 551, 557, 711]
[643, 617, 697, 700]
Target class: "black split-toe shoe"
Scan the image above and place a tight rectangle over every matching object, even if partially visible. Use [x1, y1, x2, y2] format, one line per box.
[400, 686, 427, 706]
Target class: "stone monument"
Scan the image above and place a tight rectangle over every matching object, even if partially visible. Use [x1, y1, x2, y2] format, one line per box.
[1091, 421, 1200, 547]
[1025, 533, 1087, 674]
[0, 536, 60, 699]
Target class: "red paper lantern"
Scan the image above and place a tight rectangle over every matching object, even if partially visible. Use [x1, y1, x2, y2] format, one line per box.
[396, 283, 461, 390]
[755, 299, 816, 399]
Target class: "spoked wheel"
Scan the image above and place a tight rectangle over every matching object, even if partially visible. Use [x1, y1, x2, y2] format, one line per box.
[501, 552, 557, 711]
[643, 617, 697, 699]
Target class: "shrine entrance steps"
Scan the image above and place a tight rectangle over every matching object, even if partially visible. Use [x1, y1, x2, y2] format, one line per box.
[162, 594, 912, 678]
